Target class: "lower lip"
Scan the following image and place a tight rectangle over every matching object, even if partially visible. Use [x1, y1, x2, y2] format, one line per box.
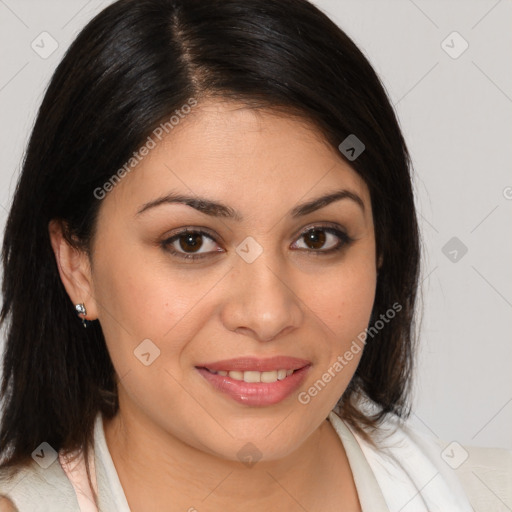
[196, 365, 311, 406]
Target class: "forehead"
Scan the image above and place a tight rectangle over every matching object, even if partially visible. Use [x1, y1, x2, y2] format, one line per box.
[103, 100, 371, 217]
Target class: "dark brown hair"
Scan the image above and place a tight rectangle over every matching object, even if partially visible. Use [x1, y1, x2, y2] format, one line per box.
[0, 0, 419, 505]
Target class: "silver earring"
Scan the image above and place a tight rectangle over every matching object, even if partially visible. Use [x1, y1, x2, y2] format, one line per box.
[75, 303, 88, 328]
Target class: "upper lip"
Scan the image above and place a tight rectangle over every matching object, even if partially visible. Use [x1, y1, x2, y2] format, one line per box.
[196, 356, 311, 372]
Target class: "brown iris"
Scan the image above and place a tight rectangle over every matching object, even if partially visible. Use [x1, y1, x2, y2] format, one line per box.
[179, 233, 203, 252]
[303, 229, 326, 249]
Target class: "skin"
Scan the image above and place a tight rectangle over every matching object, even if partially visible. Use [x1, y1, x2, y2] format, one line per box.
[49, 100, 378, 511]
[0, 496, 18, 512]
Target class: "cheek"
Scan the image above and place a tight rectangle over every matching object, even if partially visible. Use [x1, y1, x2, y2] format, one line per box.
[302, 245, 377, 387]
[91, 242, 227, 372]
[310, 254, 377, 339]
[317, 274, 375, 324]
[293, 251, 376, 415]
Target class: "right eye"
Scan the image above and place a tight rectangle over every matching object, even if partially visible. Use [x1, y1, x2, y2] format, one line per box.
[161, 229, 224, 260]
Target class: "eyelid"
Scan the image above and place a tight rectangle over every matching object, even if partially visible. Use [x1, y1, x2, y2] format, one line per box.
[293, 221, 347, 239]
[163, 226, 221, 243]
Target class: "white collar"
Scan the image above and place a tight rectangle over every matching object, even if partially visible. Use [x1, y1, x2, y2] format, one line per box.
[92, 410, 473, 512]
[328, 411, 473, 512]
[93, 413, 131, 511]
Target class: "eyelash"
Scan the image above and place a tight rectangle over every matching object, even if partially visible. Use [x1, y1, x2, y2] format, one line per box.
[160, 224, 353, 262]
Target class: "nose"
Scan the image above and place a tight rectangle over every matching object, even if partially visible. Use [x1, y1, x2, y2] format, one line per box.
[220, 253, 304, 342]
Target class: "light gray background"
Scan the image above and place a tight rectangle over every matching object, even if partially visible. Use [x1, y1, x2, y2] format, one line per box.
[0, 0, 511, 449]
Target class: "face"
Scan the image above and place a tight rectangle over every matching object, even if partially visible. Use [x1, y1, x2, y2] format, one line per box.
[85, 100, 377, 462]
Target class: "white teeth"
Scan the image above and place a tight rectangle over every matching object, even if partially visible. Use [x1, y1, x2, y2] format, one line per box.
[261, 371, 278, 383]
[242, 371, 259, 383]
[207, 368, 297, 383]
[277, 369, 287, 380]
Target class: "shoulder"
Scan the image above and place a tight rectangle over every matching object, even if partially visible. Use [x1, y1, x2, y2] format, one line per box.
[389, 418, 512, 511]
[0, 457, 80, 512]
[329, 409, 512, 511]
[436, 440, 512, 511]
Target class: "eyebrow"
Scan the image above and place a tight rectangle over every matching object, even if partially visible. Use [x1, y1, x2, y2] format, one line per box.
[136, 188, 365, 219]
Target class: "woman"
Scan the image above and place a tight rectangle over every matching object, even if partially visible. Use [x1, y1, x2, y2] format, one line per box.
[0, 0, 509, 510]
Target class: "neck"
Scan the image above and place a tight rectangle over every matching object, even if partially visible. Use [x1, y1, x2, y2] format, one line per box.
[103, 405, 360, 511]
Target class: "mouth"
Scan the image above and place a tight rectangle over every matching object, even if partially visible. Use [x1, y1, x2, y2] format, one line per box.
[196, 355, 311, 373]
[195, 356, 311, 406]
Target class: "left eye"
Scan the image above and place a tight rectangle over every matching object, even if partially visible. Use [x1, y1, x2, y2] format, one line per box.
[291, 227, 348, 252]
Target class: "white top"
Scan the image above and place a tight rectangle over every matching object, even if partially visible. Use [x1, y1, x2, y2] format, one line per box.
[2, 409, 511, 511]
[58, 410, 512, 511]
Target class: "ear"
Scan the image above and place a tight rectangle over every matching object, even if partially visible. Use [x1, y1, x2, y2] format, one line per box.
[48, 219, 99, 322]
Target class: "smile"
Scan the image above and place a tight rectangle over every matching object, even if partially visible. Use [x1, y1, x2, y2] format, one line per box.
[195, 361, 311, 406]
